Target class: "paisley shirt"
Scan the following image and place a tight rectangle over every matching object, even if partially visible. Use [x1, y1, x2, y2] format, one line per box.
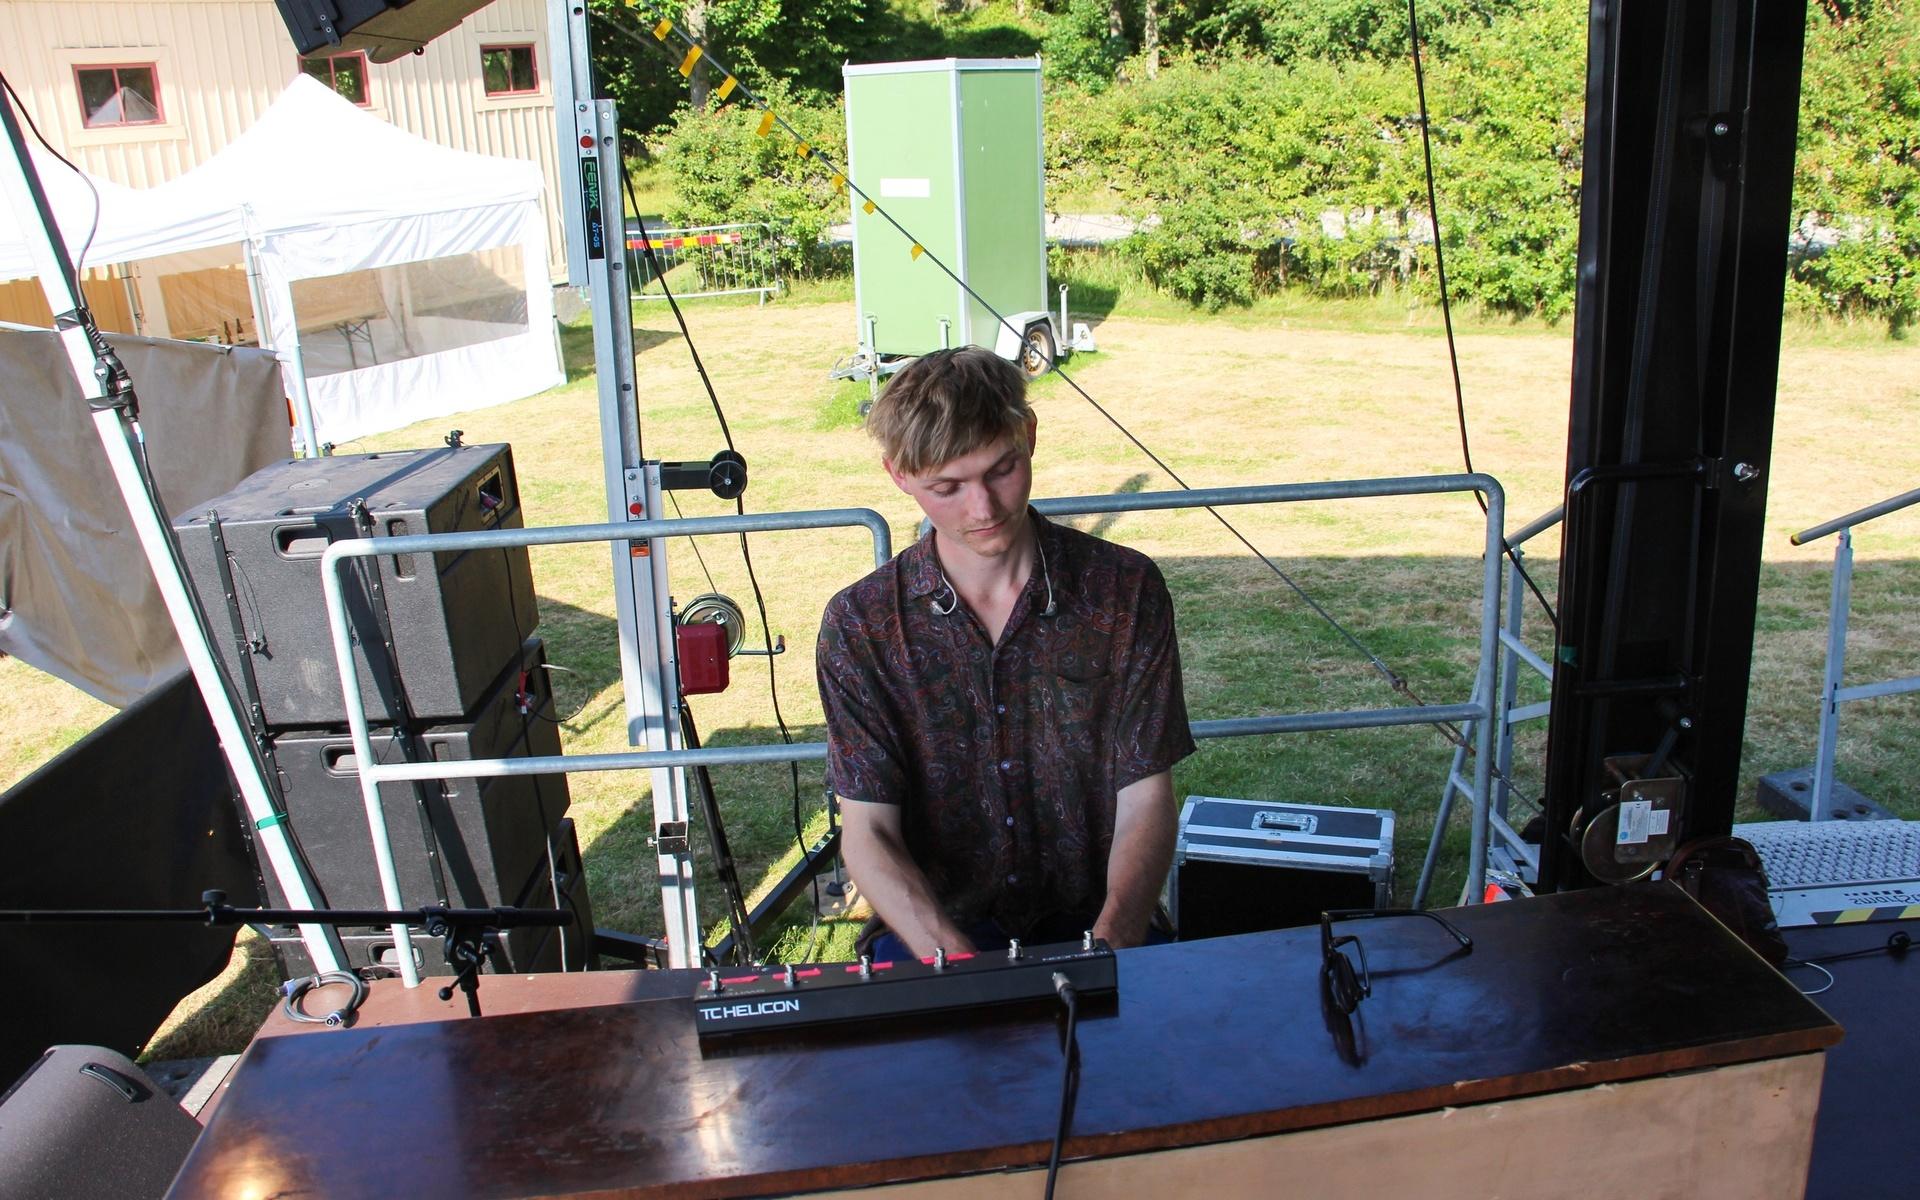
[817, 511, 1195, 935]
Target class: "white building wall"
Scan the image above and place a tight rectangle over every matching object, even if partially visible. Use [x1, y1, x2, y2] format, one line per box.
[0, 0, 568, 277]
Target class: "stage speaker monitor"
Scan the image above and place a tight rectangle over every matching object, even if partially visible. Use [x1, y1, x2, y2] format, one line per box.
[260, 637, 570, 913]
[172, 443, 538, 729]
[275, 0, 494, 64]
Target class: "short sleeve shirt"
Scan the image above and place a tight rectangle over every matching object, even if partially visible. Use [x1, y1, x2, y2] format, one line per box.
[816, 511, 1196, 935]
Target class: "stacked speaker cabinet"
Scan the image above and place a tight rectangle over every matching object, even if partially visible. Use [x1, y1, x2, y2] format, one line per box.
[172, 444, 594, 978]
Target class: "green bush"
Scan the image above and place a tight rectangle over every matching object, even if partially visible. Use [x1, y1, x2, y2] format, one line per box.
[1042, 0, 1132, 91]
[1792, 1, 1920, 333]
[653, 85, 849, 278]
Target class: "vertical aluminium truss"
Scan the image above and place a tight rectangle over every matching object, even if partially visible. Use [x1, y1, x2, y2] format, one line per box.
[548, 2, 704, 966]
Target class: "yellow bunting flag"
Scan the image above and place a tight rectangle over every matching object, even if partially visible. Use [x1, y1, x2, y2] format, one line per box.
[715, 75, 737, 101]
[795, 141, 812, 159]
[756, 110, 776, 137]
[831, 173, 847, 193]
[652, 19, 672, 40]
[862, 199, 876, 214]
[910, 243, 924, 260]
[678, 46, 703, 77]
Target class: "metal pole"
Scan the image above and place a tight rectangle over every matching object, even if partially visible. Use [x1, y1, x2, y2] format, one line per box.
[1792, 487, 1920, 546]
[1495, 553, 1525, 822]
[244, 241, 321, 457]
[1809, 528, 1852, 821]
[1469, 480, 1506, 901]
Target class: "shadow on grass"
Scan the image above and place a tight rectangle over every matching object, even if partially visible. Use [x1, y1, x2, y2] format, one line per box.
[559, 319, 680, 383]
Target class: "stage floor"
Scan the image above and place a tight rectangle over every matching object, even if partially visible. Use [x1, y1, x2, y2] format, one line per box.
[1785, 917, 1919, 1200]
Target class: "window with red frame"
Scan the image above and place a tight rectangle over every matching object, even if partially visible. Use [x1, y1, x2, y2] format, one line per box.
[75, 64, 162, 128]
[300, 51, 370, 106]
[480, 44, 537, 96]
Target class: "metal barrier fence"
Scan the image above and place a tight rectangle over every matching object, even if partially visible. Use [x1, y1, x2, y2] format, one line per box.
[318, 475, 1507, 987]
[626, 221, 780, 304]
[1791, 487, 1920, 818]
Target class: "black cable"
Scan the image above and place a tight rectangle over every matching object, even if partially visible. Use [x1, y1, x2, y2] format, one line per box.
[665, 488, 723, 595]
[1404, 0, 1559, 635]
[1, 72, 100, 282]
[1785, 929, 1912, 970]
[1045, 972, 1082, 1200]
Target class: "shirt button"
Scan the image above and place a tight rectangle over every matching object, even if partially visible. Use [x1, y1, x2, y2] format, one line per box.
[1005, 816, 1015, 827]
[1007, 874, 1018, 884]
[999, 759, 1011, 771]
[996, 704, 1006, 714]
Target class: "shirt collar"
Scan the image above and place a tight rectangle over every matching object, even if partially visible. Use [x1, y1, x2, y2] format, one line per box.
[901, 508, 1065, 602]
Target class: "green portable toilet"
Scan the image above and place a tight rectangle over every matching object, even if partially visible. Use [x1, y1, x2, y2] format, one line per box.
[843, 58, 1054, 372]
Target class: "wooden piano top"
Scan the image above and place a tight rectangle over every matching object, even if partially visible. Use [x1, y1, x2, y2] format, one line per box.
[169, 882, 1840, 1199]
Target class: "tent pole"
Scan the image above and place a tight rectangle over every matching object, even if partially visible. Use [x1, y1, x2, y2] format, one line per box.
[245, 241, 321, 457]
[1, 78, 346, 972]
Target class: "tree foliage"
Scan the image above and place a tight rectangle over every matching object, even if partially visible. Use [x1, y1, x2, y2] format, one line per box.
[1791, 0, 1920, 332]
[635, 0, 1920, 328]
[654, 83, 848, 277]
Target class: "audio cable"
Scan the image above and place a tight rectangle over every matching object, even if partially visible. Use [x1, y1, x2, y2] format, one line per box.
[281, 969, 369, 1028]
[1044, 970, 1082, 1200]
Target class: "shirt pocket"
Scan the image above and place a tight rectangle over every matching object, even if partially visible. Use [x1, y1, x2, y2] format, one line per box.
[1046, 632, 1114, 752]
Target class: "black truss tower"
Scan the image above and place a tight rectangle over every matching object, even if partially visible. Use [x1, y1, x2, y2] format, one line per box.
[1542, 0, 1808, 890]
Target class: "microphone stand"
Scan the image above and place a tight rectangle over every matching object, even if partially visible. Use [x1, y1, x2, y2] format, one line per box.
[0, 890, 572, 1018]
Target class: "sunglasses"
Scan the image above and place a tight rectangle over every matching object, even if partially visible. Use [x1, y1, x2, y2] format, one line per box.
[1320, 908, 1474, 1015]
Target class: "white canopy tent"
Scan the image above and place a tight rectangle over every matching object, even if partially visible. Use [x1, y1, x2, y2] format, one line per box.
[0, 76, 560, 446]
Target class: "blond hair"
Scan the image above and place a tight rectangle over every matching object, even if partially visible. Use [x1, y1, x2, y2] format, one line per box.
[866, 348, 1032, 476]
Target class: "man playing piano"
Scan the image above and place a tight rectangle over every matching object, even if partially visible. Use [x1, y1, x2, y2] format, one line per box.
[816, 347, 1195, 962]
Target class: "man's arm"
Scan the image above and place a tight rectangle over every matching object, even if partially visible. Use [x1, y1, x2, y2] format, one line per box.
[1092, 770, 1176, 949]
[839, 798, 977, 958]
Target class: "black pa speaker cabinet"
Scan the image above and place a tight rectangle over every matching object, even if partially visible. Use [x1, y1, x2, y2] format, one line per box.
[272, 818, 595, 979]
[276, 0, 496, 64]
[173, 443, 537, 729]
[261, 637, 570, 912]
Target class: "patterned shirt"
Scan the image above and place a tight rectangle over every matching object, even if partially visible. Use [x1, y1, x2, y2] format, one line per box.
[817, 511, 1195, 935]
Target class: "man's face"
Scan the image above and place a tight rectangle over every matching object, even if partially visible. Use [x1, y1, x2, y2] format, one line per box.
[887, 419, 1037, 561]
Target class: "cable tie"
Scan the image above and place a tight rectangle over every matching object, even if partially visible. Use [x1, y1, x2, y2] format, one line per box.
[257, 812, 285, 831]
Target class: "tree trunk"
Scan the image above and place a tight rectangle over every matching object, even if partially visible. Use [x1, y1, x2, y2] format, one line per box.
[1144, 0, 1160, 78]
[686, 1, 711, 109]
[1108, 0, 1124, 41]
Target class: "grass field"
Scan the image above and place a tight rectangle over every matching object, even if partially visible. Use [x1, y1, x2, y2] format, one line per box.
[5, 287, 1917, 1060]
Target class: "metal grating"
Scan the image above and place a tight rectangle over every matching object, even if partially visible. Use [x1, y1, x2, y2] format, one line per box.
[1733, 820, 1920, 890]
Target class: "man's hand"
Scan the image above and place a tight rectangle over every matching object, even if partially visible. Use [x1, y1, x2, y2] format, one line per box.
[1093, 771, 1177, 949]
[839, 798, 977, 958]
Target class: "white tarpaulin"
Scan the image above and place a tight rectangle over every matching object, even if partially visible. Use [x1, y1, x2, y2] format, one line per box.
[1, 76, 559, 444]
